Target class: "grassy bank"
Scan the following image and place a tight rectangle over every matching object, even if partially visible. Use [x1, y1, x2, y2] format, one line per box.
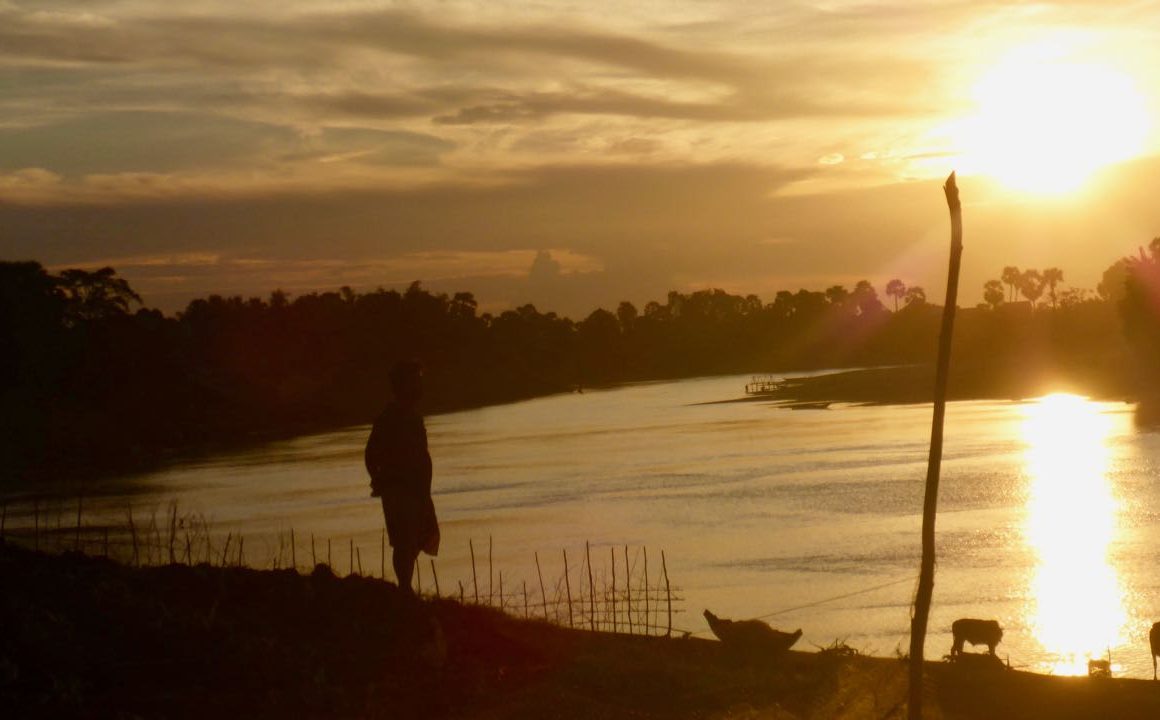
[4, 544, 1160, 719]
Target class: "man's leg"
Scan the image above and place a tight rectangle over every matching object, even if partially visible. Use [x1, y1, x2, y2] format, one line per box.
[393, 545, 418, 596]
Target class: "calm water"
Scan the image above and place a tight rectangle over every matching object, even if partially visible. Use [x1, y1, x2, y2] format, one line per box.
[10, 373, 1160, 676]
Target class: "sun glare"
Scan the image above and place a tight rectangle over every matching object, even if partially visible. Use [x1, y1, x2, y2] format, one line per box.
[949, 40, 1150, 195]
[1020, 393, 1126, 675]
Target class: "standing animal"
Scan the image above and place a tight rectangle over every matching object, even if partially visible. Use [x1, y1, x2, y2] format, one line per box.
[950, 618, 1003, 656]
[1150, 621, 1160, 680]
[703, 609, 802, 654]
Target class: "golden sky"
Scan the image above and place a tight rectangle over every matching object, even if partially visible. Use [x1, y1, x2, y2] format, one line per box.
[3, 1, 1160, 315]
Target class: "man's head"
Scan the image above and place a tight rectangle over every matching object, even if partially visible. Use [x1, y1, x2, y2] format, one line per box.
[389, 359, 423, 407]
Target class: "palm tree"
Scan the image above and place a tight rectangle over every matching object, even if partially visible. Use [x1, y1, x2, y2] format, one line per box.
[886, 278, 907, 311]
[1001, 266, 1021, 302]
[983, 279, 1004, 309]
[1042, 267, 1064, 309]
[904, 286, 926, 306]
[1020, 269, 1044, 306]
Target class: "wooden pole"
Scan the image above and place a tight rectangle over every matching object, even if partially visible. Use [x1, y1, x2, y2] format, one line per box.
[327, 538, 332, 567]
[611, 547, 617, 633]
[586, 541, 596, 631]
[643, 547, 649, 635]
[470, 539, 479, 603]
[662, 550, 671, 638]
[624, 545, 632, 635]
[311, 533, 317, 567]
[563, 549, 574, 628]
[535, 551, 548, 620]
[909, 171, 963, 720]
[75, 495, 83, 553]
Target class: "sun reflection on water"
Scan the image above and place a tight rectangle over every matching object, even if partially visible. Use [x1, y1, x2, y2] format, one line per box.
[1021, 393, 1126, 675]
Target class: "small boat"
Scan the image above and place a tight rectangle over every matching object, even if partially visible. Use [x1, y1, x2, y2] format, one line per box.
[788, 401, 831, 410]
[745, 375, 785, 395]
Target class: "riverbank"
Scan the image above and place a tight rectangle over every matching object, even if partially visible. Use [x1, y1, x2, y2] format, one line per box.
[4, 544, 1160, 719]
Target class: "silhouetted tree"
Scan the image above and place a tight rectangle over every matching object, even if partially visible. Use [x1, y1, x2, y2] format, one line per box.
[886, 279, 906, 312]
[1019, 269, 1044, 306]
[1001, 266, 1022, 302]
[983, 279, 1004, 309]
[1042, 267, 1064, 309]
[904, 286, 927, 307]
[57, 267, 142, 325]
[1099, 258, 1131, 303]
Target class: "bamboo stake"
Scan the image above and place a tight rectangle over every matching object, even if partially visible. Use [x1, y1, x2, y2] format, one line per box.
[470, 539, 479, 603]
[662, 550, 671, 638]
[430, 558, 440, 597]
[909, 172, 963, 720]
[75, 495, 83, 552]
[624, 545, 632, 635]
[563, 548, 574, 628]
[643, 547, 649, 635]
[611, 547, 617, 633]
[586, 541, 596, 631]
[535, 552, 548, 621]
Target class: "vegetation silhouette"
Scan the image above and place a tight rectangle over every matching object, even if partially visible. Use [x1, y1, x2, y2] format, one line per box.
[2, 239, 1159, 485]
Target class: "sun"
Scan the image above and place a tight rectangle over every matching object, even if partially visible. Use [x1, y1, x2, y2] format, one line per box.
[948, 40, 1150, 195]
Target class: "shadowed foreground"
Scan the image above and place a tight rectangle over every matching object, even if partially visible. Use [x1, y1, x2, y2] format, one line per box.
[3, 544, 1160, 719]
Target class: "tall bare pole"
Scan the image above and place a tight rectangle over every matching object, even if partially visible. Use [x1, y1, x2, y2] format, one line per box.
[908, 172, 962, 720]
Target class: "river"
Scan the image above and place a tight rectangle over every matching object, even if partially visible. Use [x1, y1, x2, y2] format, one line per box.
[6, 372, 1160, 677]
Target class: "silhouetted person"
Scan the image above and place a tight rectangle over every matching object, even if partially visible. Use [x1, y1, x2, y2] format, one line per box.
[365, 360, 438, 596]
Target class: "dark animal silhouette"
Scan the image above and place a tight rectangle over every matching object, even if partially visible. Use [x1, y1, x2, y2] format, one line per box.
[1150, 621, 1160, 680]
[950, 618, 1003, 656]
[703, 609, 801, 654]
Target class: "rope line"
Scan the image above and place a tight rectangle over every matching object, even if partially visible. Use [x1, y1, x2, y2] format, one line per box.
[683, 573, 917, 637]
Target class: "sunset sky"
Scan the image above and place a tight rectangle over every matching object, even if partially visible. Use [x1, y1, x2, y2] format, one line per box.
[4, 1, 1160, 317]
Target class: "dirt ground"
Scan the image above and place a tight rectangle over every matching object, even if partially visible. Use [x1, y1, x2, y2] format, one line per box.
[3, 543, 1160, 719]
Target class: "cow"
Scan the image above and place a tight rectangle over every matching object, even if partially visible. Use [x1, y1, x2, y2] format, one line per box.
[950, 618, 1003, 657]
[1150, 621, 1160, 680]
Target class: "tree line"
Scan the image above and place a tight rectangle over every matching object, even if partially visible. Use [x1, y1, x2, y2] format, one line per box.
[2, 241, 1158, 484]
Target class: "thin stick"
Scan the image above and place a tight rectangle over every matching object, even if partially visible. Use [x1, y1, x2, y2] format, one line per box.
[498, 571, 503, 612]
[470, 539, 479, 604]
[523, 580, 529, 618]
[564, 549, 574, 628]
[349, 539, 354, 576]
[662, 550, 671, 638]
[291, 529, 297, 571]
[327, 538, 332, 568]
[624, 545, 632, 635]
[586, 541, 596, 631]
[311, 533, 317, 567]
[357, 546, 363, 576]
[185, 531, 192, 564]
[643, 547, 649, 635]
[611, 547, 617, 634]
[909, 172, 963, 720]
[167, 503, 177, 563]
[488, 535, 494, 606]
[535, 552, 548, 620]
[221, 533, 232, 566]
[430, 559, 440, 597]
[75, 495, 83, 553]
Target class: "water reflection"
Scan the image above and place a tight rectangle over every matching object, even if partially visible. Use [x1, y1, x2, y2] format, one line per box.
[1021, 393, 1125, 675]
